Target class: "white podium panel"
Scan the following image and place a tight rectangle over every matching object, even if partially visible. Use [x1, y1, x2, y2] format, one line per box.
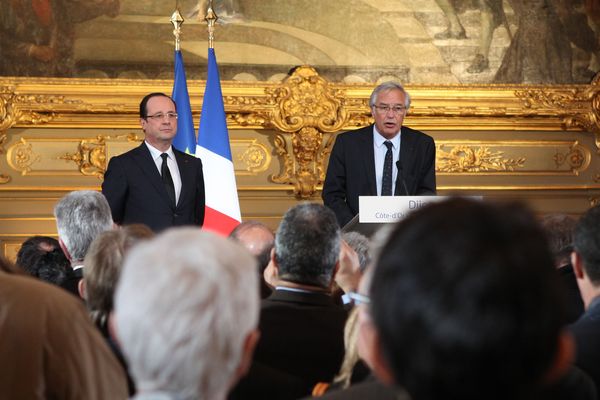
[358, 196, 443, 223]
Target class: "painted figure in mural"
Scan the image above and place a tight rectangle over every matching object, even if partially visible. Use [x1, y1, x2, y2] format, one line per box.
[494, 0, 572, 83]
[0, 0, 120, 77]
[466, 0, 510, 73]
[559, 0, 600, 82]
[434, 0, 510, 74]
[434, 0, 468, 39]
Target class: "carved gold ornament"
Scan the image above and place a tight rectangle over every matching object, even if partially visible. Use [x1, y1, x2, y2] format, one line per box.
[6, 138, 41, 175]
[60, 136, 107, 179]
[268, 66, 348, 198]
[437, 145, 525, 173]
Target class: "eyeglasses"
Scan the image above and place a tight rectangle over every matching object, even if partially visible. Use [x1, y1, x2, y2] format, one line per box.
[146, 112, 178, 120]
[372, 104, 407, 115]
[346, 291, 371, 306]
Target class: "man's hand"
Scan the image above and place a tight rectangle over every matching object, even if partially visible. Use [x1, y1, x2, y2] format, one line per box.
[335, 239, 362, 294]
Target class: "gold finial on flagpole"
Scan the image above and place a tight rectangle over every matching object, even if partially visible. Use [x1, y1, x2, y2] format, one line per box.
[205, 0, 218, 49]
[171, 8, 184, 51]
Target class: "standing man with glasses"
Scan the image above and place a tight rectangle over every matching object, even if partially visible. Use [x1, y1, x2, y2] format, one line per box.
[323, 82, 436, 227]
[102, 92, 205, 232]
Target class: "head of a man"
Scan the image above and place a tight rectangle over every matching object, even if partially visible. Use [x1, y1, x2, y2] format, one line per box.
[572, 205, 600, 297]
[230, 221, 275, 270]
[16, 236, 70, 285]
[365, 199, 568, 400]
[274, 203, 341, 289]
[139, 92, 178, 151]
[83, 224, 154, 329]
[16, 236, 71, 285]
[540, 213, 576, 269]
[114, 228, 260, 400]
[54, 191, 113, 263]
[369, 82, 411, 140]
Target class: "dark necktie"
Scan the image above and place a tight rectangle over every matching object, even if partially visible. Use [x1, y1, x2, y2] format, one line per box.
[381, 141, 393, 196]
[160, 153, 176, 206]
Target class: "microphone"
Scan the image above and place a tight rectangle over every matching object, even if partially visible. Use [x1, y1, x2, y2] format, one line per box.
[396, 160, 409, 196]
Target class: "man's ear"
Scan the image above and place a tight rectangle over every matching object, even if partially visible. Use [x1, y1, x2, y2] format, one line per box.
[263, 248, 279, 288]
[543, 331, 575, 385]
[107, 311, 120, 347]
[78, 278, 86, 300]
[233, 329, 260, 383]
[369, 327, 396, 386]
[571, 251, 585, 279]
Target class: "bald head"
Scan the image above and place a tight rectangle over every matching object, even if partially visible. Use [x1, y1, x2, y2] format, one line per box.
[231, 222, 274, 256]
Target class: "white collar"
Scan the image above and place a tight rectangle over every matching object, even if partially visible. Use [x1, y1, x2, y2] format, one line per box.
[373, 126, 401, 149]
[145, 141, 175, 161]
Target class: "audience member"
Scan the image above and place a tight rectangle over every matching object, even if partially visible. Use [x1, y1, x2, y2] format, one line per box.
[53, 190, 113, 296]
[82, 224, 154, 395]
[0, 256, 128, 399]
[82, 224, 154, 335]
[310, 267, 406, 400]
[16, 236, 70, 287]
[571, 204, 600, 391]
[114, 228, 260, 400]
[230, 220, 275, 298]
[365, 199, 580, 400]
[233, 203, 347, 399]
[541, 213, 584, 323]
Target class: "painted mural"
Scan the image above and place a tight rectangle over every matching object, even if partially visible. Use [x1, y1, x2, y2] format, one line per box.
[1, 0, 599, 84]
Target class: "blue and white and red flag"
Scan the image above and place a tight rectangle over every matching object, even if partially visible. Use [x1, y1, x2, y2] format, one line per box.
[196, 48, 241, 236]
[171, 50, 196, 154]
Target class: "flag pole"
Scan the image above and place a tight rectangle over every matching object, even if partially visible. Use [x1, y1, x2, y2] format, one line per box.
[205, 0, 218, 49]
[170, 9, 184, 51]
[197, 0, 242, 235]
[170, 4, 197, 154]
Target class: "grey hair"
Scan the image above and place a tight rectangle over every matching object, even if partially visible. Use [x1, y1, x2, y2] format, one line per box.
[114, 228, 259, 400]
[342, 231, 372, 273]
[275, 203, 341, 288]
[54, 191, 113, 261]
[369, 81, 411, 109]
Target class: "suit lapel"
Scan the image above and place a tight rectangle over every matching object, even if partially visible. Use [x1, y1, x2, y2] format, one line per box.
[360, 126, 377, 195]
[397, 127, 415, 195]
[132, 143, 175, 210]
[174, 149, 192, 209]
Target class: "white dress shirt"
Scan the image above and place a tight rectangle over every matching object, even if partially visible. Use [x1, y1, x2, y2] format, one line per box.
[145, 141, 182, 206]
[373, 127, 401, 196]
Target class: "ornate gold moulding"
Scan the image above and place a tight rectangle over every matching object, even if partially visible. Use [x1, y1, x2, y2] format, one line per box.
[2, 67, 600, 197]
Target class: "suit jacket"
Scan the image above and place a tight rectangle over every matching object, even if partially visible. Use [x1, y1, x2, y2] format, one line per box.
[0, 273, 128, 399]
[102, 142, 205, 232]
[231, 289, 348, 399]
[59, 266, 83, 298]
[557, 263, 584, 324]
[322, 125, 436, 227]
[570, 296, 600, 392]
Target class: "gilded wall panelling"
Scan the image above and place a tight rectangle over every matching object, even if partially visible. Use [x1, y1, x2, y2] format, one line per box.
[435, 140, 591, 175]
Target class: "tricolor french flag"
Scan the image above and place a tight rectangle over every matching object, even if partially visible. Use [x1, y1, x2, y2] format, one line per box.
[196, 48, 241, 236]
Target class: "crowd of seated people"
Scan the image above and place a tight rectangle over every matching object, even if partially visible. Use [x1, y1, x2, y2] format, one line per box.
[5, 190, 600, 400]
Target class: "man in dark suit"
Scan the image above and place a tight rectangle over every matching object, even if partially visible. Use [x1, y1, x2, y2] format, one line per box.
[570, 204, 600, 391]
[322, 82, 436, 227]
[102, 92, 205, 232]
[231, 203, 347, 399]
